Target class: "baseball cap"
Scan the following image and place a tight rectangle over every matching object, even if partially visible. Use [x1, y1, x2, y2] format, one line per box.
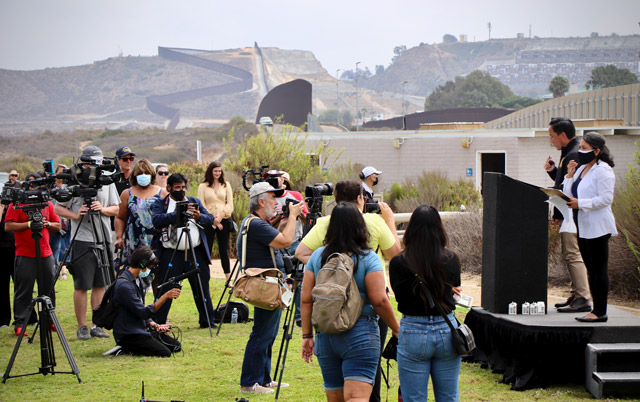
[361, 166, 382, 178]
[115, 146, 135, 158]
[249, 182, 284, 199]
[279, 171, 293, 188]
[81, 146, 104, 162]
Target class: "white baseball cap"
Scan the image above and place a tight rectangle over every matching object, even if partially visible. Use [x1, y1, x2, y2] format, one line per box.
[361, 166, 382, 178]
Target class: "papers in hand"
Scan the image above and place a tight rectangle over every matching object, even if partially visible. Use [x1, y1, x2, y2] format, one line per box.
[541, 188, 577, 233]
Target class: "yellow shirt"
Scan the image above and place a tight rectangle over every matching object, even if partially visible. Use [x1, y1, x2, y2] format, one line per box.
[301, 212, 396, 266]
[197, 182, 234, 219]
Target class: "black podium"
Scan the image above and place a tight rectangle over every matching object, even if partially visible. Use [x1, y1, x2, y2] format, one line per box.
[481, 173, 548, 314]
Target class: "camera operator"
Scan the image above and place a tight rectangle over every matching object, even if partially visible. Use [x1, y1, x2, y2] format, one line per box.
[238, 182, 304, 394]
[54, 146, 120, 340]
[5, 173, 61, 337]
[150, 173, 217, 328]
[113, 245, 181, 357]
[295, 180, 400, 402]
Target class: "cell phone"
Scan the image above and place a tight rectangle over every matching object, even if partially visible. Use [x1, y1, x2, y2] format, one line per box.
[190, 203, 199, 210]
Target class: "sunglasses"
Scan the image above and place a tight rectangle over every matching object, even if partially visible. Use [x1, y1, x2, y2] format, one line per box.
[120, 157, 134, 162]
[157, 171, 170, 176]
[9, 174, 18, 177]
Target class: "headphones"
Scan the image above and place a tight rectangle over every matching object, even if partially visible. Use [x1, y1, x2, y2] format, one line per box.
[131, 246, 158, 270]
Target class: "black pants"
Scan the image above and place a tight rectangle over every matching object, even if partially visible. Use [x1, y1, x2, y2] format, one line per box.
[203, 219, 231, 274]
[116, 333, 177, 357]
[0, 246, 15, 326]
[13, 255, 55, 327]
[154, 245, 216, 326]
[577, 234, 611, 317]
[371, 319, 388, 402]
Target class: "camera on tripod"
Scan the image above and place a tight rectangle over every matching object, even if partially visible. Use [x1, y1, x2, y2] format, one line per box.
[1, 175, 72, 206]
[61, 157, 119, 189]
[174, 200, 195, 227]
[241, 165, 270, 191]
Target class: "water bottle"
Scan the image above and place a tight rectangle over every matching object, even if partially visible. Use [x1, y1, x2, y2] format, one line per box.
[231, 308, 238, 324]
[508, 301, 517, 315]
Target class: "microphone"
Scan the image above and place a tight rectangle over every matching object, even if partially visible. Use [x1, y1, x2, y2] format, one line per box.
[157, 268, 200, 290]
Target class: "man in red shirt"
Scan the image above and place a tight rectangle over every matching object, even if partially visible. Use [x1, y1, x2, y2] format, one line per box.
[5, 174, 61, 336]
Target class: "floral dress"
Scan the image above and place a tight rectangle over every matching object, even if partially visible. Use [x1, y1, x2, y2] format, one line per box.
[124, 188, 161, 263]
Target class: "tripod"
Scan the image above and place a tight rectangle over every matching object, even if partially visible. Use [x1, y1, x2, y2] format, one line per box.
[158, 221, 214, 337]
[32, 195, 115, 341]
[272, 264, 303, 401]
[214, 259, 241, 336]
[3, 203, 82, 384]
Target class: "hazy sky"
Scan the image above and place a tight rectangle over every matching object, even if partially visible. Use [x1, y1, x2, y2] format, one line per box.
[1, 0, 638, 76]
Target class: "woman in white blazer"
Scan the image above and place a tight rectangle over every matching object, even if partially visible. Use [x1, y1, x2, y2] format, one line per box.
[564, 132, 617, 323]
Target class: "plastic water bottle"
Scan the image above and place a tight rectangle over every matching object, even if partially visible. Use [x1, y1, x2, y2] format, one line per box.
[231, 308, 238, 324]
[508, 301, 517, 315]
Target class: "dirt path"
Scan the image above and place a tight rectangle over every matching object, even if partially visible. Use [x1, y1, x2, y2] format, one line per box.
[208, 259, 640, 317]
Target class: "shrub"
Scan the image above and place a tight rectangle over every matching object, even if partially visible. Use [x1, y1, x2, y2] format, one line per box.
[612, 141, 640, 296]
[387, 171, 481, 213]
[443, 207, 483, 274]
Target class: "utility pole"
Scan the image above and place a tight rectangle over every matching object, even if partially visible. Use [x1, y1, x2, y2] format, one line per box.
[336, 69, 341, 127]
[488, 22, 492, 40]
[355, 62, 361, 131]
[401, 80, 408, 130]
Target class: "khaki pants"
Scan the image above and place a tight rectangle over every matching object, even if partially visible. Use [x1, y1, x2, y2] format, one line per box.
[561, 231, 590, 300]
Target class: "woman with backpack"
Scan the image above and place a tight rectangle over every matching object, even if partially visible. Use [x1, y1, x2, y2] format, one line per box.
[389, 205, 462, 402]
[300, 202, 399, 402]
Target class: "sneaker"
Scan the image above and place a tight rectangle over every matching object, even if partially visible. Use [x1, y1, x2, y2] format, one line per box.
[264, 381, 289, 388]
[77, 325, 91, 340]
[90, 326, 111, 338]
[0, 324, 9, 329]
[240, 383, 275, 394]
[14, 326, 28, 337]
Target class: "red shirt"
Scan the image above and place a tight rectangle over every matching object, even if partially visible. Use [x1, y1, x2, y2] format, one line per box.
[5, 202, 59, 258]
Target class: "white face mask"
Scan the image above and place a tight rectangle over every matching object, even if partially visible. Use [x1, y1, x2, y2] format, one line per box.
[137, 174, 151, 187]
[139, 268, 151, 278]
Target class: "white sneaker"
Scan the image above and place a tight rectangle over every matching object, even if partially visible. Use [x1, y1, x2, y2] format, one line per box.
[240, 383, 275, 393]
[264, 381, 289, 388]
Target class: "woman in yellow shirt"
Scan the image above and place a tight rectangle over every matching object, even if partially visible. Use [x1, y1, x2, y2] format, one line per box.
[197, 161, 234, 281]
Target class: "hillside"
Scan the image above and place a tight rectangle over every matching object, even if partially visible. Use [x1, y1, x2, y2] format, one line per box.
[363, 35, 640, 98]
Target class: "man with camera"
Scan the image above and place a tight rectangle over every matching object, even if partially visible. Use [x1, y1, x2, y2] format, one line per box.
[55, 146, 121, 340]
[150, 173, 217, 328]
[113, 245, 181, 357]
[295, 179, 400, 402]
[238, 182, 304, 394]
[5, 174, 61, 337]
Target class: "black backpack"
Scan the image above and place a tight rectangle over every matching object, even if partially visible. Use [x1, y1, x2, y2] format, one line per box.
[92, 276, 126, 330]
[213, 301, 250, 323]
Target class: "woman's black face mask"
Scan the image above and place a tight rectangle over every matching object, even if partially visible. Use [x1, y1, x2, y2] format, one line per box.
[578, 150, 596, 165]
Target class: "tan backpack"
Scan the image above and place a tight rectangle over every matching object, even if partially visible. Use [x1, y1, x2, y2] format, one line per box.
[311, 252, 364, 334]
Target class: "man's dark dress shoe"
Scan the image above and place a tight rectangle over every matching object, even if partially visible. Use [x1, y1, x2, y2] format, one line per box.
[557, 297, 592, 313]
[576, 315, 608, 323]
[554, 295, 575, 308]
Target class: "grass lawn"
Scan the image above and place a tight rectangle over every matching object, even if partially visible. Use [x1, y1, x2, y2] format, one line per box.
[0, 276, 632, 401]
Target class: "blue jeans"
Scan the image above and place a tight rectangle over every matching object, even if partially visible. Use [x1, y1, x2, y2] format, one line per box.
[240, 306, 283, 386]
[397, 314, 461, 402]
[315, 316, 380, 390]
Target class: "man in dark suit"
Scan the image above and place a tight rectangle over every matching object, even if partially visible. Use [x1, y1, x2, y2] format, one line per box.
[150, 173, 217, 328]
[544, 117, 591, 313]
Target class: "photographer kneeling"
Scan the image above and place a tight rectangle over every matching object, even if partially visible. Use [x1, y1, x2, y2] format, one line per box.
[113, 246, 181, 357]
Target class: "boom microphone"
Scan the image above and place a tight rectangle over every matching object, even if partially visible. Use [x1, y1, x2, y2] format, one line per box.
[157, 268, 200, 290]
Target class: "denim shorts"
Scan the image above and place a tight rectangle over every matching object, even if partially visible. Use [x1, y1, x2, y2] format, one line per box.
[314, 316, 380, 390]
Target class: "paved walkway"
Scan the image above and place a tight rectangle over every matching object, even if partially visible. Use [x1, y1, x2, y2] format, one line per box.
[207, 259, 640, 317]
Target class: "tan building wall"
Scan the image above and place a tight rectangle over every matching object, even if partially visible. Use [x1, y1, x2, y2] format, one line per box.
[304, 128, 640, 192]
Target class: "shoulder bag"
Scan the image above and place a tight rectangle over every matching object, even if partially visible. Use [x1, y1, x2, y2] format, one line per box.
[232, 217, 289, 310]
[408, 266, 476, 356]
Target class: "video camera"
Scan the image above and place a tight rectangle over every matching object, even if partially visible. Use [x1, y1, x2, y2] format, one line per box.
[60, 157, 119, 189]
[281, 198, 301, 217]
[241, 165, 270, 191]
[1, 175, 72, 206]
[304, 183, 332, 213]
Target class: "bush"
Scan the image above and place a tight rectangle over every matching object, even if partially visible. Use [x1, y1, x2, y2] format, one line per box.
[443, 207, 483, 274]
[612, 141, 640, 296]
[387, 171, 481, 213]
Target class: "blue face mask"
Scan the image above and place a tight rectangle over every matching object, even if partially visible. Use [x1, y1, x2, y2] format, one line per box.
[139, 268, 151, 278]
[137, 174, 151, 187]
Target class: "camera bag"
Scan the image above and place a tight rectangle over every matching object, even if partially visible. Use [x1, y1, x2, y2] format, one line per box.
[311, 252, 364, 334]
[213, 301, 250, 323]
[232, 217, 288, 310]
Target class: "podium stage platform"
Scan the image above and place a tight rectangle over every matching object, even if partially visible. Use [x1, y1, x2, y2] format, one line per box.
[464, 305, 640, 390]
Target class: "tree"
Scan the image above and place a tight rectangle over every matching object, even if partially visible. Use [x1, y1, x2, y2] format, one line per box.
[586, 65, 639, 89]
[549, 76, 569, 98]
[375, 65, 385, 75]
[392, 45, 407, 62]
[442, 34, 458, 44]
[424, 70, 537, 111]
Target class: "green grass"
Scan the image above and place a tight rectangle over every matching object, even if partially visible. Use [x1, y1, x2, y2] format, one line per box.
[0, 278, 634, 401]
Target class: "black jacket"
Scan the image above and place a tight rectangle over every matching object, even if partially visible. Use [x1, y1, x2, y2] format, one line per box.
[547, 137, 581, 220]
[113, 269, 154, 342]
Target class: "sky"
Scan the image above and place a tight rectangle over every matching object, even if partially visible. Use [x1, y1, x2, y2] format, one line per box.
[1, 0, 638, 76]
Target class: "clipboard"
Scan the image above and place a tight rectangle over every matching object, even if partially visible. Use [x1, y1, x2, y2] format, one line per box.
[540, 188, 570, 202]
